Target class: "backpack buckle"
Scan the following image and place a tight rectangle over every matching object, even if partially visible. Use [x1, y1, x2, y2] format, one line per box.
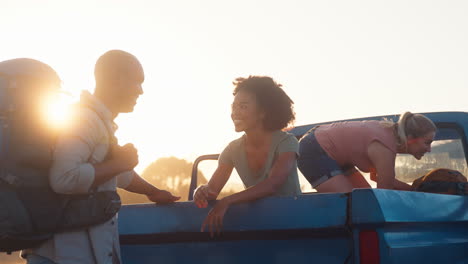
[105, 199, 121, 215]
[456, 182, 467, 195]
[0, 173, 22, 187]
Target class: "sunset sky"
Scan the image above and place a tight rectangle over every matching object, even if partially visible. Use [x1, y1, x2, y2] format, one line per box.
[1, 0, 467, 188]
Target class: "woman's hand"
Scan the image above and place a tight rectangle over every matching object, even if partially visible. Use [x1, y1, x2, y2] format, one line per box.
[194, 185, 218, 208]
[147, 189, 180, 204]
[201, 199, 230, 237]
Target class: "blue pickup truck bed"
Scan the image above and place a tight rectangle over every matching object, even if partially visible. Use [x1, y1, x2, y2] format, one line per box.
[119, 112, 468, 264]
[119, 189, 468, 264]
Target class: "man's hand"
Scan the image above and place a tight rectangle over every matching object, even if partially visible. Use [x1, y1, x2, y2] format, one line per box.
[194, 185, 218, 208]
[92, 143, 139, 188]
[110, 143, 139, 171]
[201, 199, 230, 238]
[147, 189, 180, 204]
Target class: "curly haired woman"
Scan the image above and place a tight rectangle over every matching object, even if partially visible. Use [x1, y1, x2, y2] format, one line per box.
[194, 76, 301, 236]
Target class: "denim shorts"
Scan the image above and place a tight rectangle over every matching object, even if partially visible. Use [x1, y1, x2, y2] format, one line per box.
[297, 127, 356, 188]
[26, 254, 57, 264]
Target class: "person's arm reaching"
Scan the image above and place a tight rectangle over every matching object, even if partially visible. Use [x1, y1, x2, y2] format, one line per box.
[368, 141, 396, 189]
[194, 142, 235, 208]
[368, 142, 413, 191]
[124, 173, 180, 204]
[201, 151, 296, 237]
[194, 162, 233, 208]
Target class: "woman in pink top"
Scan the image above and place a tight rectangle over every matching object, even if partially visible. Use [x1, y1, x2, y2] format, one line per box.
[297, 112, 436, 193]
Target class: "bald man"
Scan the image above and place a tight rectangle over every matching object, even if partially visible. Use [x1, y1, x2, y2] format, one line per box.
[23, 50, 179, 264]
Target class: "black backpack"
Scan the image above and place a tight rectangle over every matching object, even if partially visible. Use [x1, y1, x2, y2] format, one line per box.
[0, 58, 121, 253]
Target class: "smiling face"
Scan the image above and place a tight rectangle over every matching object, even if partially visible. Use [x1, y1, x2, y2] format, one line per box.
[114, 62, 144, 113]
[94, 50, 145, 114]
[231, 90, 265, 133]
[406, 131, 435, 160]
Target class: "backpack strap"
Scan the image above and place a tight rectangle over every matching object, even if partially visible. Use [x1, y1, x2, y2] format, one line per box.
[0, 74, 18, 186]
[77, 102, 118, 151]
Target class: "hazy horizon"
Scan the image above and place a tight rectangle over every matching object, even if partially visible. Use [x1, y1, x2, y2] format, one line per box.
[1, 0, 467, 183]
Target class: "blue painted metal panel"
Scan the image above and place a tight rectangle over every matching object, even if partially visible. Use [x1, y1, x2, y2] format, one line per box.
[380, 225, 468, 264]
[119, 193, 350, 264]
[351, 189, 468, 224]
[350, 189, 468, 264]
[121, 239, 350, 264]
[119, 193, 348, 234]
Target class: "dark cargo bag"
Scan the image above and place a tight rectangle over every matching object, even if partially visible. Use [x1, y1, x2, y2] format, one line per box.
[412, 168, 467, 195]
[0, 58, 120, 253]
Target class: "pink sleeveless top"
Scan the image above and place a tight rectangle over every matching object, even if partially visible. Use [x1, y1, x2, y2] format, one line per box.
[314, 120, 397, 172]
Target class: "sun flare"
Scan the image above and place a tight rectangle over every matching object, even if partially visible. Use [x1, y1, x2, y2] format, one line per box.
[43, 92, 75, 129]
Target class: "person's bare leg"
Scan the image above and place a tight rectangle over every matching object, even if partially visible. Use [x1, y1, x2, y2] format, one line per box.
[348, 170, 371, 189]
[315, 174, 354, 193]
